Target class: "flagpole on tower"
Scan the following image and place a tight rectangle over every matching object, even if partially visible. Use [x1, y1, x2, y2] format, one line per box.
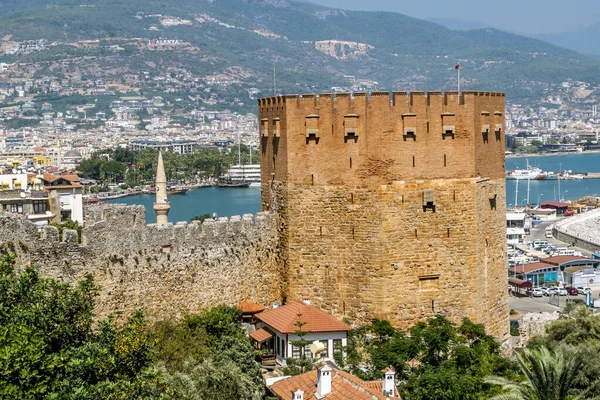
[456, 63, 460, 94]
[455, 63, 461, 104]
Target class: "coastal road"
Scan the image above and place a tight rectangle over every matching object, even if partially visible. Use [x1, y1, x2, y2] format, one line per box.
[524, 218, 593, 258]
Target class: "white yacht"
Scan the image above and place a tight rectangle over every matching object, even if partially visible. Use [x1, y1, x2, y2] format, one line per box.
[226, 164, 261, 185]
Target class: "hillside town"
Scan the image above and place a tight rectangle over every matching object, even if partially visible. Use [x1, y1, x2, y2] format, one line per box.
[5, 1, 600, 399]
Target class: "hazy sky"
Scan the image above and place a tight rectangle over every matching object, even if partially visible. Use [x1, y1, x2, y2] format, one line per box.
[308, 0, 600, 34]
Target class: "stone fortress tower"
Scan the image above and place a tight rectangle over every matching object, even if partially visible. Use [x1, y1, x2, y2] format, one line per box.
[258, 91, 509, 339]
[153, 150, 170, 226]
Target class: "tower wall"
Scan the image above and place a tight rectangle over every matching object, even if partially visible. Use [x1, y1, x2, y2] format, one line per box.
[258, 91, 508, 339]
[0, 205, 282, 322]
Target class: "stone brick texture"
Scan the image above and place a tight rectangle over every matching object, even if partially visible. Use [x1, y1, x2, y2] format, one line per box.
[259, 91, 509, 339]
[0, 205, 283, 322]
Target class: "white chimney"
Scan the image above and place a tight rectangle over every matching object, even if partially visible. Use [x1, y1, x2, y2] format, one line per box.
[316, 363, 332, 398]
[293, 389, 304, 400]
[382, 367, 396, 397]
[302, 297, 310, 305]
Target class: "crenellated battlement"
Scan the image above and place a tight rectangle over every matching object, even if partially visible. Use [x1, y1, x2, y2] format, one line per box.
[259, 89, 506, 189]
[258, 90, 509, 339]
[0, 204, 282, 322]
[258, 90, 505, 111]
[6, 205, 275, 247]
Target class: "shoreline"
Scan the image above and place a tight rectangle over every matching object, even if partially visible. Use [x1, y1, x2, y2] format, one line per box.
[507, 150, 600, 159]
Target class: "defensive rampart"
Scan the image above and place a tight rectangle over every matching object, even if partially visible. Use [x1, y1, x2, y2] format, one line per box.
[0, 204, 282, 320]
[259, 91, 509, 339]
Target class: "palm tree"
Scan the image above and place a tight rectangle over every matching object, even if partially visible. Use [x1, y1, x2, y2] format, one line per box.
[485, 346, 588, 400]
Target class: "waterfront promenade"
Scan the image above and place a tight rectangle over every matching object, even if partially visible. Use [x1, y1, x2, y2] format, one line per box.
[554, 208, 600, 252]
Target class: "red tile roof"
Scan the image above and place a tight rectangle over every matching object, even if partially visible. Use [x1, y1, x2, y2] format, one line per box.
[250, 328, 273, 343]
[238, 300, 265, 314]
[269, 366, 400, 400]
[542, 256, 591, 265]
[541, 200, 570, 208]
[42, 173, 80, 183]
[508, 262, 553, 274]
[255, 302, 351, 334]
[508, 256, 596, 274]
[44, 184, 82, 189]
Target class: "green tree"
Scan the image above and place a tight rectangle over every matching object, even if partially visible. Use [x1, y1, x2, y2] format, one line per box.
[0, 253, 175, 399]
[78, 157, 104, 179]
[191, 213, 211, 223]
[50, 219, 82, 242]
[161, 358, 261, 400]
[530, 140, 542, 148]
[151, 306, 265, 399]
[527, 305, 600, 397]
[283, 314, 315, 376]
[100, 160, 126, 183]
[485, 347, 588, 400]
[343, 316, 517, 399]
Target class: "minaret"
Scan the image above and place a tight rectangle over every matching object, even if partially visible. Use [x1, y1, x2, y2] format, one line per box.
[153, 150, 170, 225]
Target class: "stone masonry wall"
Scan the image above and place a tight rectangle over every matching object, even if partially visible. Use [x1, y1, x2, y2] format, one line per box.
[268, 179, 508, 338]
[259, 91, 509, 339]
[0, 204, 282, 321]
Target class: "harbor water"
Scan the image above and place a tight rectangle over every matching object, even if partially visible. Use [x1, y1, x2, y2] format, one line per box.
[108, 186, 262, 224]
[109, 153, 600, 223]
[506, 153, 600, 208]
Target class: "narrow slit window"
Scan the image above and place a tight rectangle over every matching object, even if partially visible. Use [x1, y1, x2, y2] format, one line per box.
[344, 114, 359, 138]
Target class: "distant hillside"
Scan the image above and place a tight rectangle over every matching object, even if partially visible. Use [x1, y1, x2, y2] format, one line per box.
[537, 24, 600, 57]
[1, 0, 599, 102]
[427, 17, 489, 31]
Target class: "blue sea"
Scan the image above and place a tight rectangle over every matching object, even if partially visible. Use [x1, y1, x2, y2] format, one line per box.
[506, 153, 600, 208]
[108, 186, 262, 224]
[109, 153, 600, 223]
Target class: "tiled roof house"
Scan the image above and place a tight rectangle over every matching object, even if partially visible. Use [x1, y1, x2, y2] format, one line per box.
[269, 363, 401, 400]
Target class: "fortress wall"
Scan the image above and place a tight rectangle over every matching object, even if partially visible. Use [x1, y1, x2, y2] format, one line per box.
[474, 178, 509, 337]
[270, 178, 508, 338]
[259, 91, 509, 339]
[0, 205, 282, 321]
[259, 91, 506, 190]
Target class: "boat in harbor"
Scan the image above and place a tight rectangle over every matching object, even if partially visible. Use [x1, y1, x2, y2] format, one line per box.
[226, 163, 260, 186]
[217, 176, 251, 188]
[506, 166, 542, 180]
[168, 186, 190, 195]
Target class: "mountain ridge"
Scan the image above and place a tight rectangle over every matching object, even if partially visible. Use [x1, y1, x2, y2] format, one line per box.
[0, 0, 599, 103]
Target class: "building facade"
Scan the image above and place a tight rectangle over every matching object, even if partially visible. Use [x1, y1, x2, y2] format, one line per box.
[258, 91, 509, 339]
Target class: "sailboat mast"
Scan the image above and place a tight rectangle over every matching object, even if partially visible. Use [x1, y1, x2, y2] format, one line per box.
[558, 162, 562, 200]
[526, 176, 530, 207]
[238, 132, 241, 166]
[515, 178, 519, 209]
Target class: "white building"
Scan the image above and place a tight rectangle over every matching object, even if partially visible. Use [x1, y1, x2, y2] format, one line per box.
[268, 362, 400, 399]
[251, 301, 351, 366]
[41, 174, 83, 224]
[507, 212, 527, 245]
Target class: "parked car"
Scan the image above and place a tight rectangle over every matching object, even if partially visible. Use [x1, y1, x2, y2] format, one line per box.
[565, 287, 579, 295]
[531, 240, 549, 250]
[540, 287, 552, 296]
[543, 246, 556, 255]
[557, 288, 568, 296]
[531, 288, 544, 297]
[577, 287, 591, 295]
